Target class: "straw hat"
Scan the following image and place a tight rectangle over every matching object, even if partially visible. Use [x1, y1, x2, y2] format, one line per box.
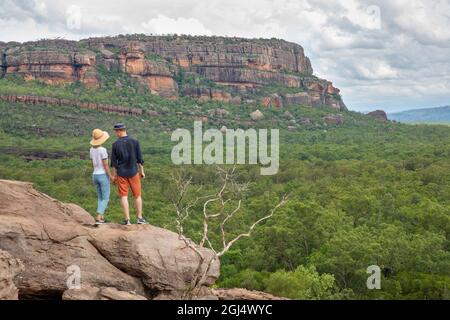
[90, 129, 110, 146]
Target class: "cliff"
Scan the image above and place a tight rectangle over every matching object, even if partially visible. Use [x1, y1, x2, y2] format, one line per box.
[3, 46, 98, 88]
[1, 35, 346, 110]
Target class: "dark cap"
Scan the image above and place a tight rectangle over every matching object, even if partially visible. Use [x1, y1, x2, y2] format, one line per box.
[113, 123, 126, 130]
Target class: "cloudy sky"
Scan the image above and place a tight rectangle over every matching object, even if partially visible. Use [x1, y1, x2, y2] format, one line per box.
[1, 0, 449, 112]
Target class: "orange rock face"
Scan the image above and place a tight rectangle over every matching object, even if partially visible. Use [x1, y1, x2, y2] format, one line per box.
[211, 90, 232, 103]
[119, 43, 178, 98]
[1, 37, 347, 110]
[5, 50, 99, 88]
[145, 75, 178, 97]
[260, 95, 283, 108]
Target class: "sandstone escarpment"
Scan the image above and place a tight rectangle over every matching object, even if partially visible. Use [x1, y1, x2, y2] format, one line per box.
[1, 35, 346, 110]
[181, 86, 233, 103]
[4, 48, 98, 88]
[86, 36, 312, 73]
[115, 43, 178, 98]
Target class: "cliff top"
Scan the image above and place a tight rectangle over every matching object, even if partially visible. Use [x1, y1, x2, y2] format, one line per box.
[1, 34, 306, 50]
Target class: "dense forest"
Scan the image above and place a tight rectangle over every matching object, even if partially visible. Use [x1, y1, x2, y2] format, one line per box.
[0, 71, 449, 300]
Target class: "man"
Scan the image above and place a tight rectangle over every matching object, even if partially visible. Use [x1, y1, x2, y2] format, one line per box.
[111, 123, 148, 225]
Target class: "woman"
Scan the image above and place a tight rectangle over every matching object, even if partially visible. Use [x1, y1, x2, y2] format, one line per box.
[90, 128, 113, 224]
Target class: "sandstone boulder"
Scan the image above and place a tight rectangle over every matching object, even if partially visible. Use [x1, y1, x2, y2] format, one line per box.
[261, 94, 283, 108]
[299, 117, 313, 125]
[0, 250, 24, 300]
[0, 180, 144, 299]
[208, 108, 230, 118]
[0, 180, 219, 299]
[283, 111, 294, 119]
[88, 224, 220, 294]
[250, 109, 264, 121]
[323, 115, 345, 125]
[100, 49, 115, 59]
[63, 203, 96, 225]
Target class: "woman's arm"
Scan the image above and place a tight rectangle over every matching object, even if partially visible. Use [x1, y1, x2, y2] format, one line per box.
[102, 159, 113, 179]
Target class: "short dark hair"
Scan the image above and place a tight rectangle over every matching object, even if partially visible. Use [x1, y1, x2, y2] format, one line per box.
[114, 123, 126, 131]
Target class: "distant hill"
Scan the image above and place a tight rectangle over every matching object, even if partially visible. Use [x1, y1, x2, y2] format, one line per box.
[389, 106, 450, 124]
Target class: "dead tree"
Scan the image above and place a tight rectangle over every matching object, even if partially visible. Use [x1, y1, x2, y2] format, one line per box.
[170, 166, 289, 298]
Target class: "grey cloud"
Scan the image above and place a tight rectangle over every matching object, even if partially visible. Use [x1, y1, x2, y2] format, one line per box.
[0, 0, 448, 112]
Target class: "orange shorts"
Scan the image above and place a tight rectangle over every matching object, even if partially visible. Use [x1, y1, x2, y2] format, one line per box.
[117, 173, 141, 198]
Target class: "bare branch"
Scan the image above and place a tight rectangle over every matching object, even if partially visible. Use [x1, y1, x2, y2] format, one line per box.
[170, 166, 289, 298]
[220, 199, 242, 248]
[217, 194, 289, 257]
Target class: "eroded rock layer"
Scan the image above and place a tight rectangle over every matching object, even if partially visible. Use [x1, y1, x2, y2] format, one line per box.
[1, 36, 346, 110]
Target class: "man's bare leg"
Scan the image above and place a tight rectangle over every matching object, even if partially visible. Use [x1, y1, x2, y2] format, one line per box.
[135, 196, 143, 219]
[120, 196, 130, 220]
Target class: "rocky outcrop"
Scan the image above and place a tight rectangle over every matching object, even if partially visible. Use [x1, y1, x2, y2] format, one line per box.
[1, 36, 346, 110]
[208, 108, 230, 118]
[0, 250, 24, 300]
[323, 114, 345, 125]
[87, 36, 312, 74]
[250, 109, 264, 121]
[368, 110, 388, 122]
[0, 180, 219, 299]
[0, 94, 147, 116]
[4, 48, 98, 88]
[261, 94, 283, 108]
[299, 117, 313, 126]
[116, 43, 178, 98]
[88, 224, 219, 295]
[182, 86, 232, 103]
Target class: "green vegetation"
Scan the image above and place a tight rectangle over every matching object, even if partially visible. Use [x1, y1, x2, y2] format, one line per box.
[0, 75, 449, 300]
[174, 69, 229, 92]
[254, 83, 306, 97]
[145, 53, 166, 63]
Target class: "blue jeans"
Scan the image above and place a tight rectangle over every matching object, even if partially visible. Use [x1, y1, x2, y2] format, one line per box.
[93, 173, 110, 215]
